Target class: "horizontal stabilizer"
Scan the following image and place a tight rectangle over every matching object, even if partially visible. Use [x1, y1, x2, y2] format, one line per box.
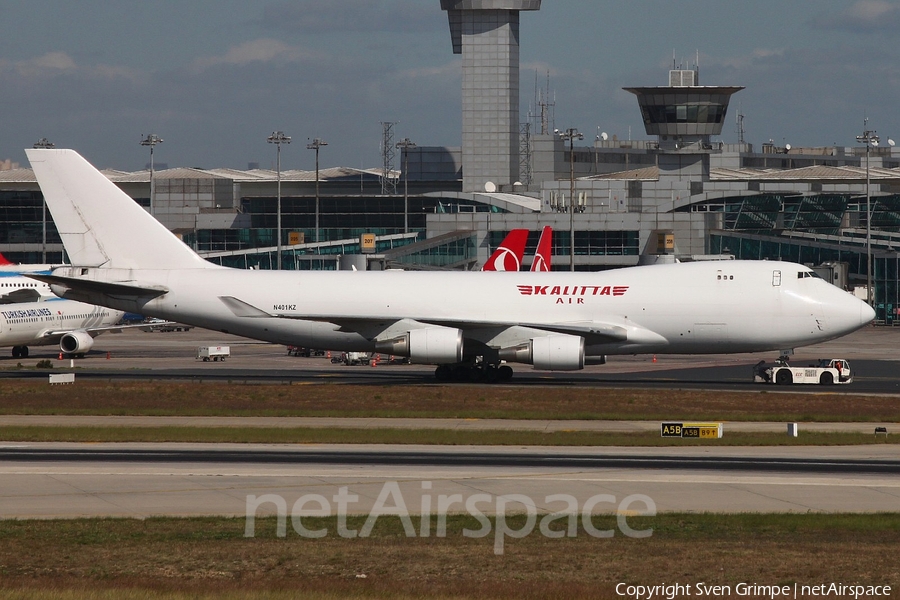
[0, 288, 43, 304]
[26, 273, 167, 298]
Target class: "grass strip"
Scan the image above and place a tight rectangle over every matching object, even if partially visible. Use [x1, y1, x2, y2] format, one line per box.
[0, 425, 897, 445]
[0, 514, 897, 599]
[0, 381, 898, 422]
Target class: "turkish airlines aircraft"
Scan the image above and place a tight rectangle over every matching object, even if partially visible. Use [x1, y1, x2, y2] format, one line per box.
[26, 149, 874, 381]
[0, 297, 124, 358]
[530, 226, 552, 272]
[482, 229, 528, 271]
[0, 257, 134, 357]
[0, 254, 56, 302]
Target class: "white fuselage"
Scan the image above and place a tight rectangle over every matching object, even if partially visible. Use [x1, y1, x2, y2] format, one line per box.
[49, 260, 873, 357]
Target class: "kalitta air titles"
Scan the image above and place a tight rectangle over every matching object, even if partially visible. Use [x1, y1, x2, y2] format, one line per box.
[516, 284, 629, 304]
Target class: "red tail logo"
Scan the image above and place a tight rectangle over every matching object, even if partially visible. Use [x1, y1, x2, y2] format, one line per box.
[530, 226, 552, 272]
[483, 229, 529, 272]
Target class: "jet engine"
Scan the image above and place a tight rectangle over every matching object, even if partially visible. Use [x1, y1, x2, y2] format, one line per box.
[498, 334, 584, 371]
[59, 330, 94, 355]
[374, 327, 464, 364]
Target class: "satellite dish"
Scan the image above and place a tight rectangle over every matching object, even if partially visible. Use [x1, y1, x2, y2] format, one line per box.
[484, 181, 496, 193]
[785, 143, 791, 151]
[872, 140, 879, 147]
[889, 138, 896, 147]
[601, 132, 608, 141]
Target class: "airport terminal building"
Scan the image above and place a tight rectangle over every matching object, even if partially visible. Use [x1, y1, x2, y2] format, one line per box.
[2, 0, 900, 322]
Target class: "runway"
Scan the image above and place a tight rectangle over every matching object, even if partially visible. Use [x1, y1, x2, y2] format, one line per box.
[1, 443, 897, 518]
[1, 327, 898, 521]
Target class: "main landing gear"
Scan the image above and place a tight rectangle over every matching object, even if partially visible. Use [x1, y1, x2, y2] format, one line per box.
[434, 361, 513, 383]
[11, 346, 29, 358]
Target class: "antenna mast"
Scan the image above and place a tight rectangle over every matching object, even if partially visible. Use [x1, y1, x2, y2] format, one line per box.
[528, 70, 555, 135]
[735, 104, 746, 144]
[380, 121, 397, 195]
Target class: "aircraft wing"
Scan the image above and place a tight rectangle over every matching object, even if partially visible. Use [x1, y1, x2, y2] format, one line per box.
[40, 321, 178, 339]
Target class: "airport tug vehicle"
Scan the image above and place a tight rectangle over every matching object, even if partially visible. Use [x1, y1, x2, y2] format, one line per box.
[753, 358, 852, 385]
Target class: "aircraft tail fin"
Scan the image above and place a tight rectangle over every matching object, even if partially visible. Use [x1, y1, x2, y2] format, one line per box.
[530, 226, 552, 272]
[482, 229, 529, 271]
[0, 253, 14, 266]
[25, 149, 213, 270]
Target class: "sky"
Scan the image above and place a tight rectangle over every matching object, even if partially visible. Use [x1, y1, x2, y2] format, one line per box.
[0, 0, 898, 172]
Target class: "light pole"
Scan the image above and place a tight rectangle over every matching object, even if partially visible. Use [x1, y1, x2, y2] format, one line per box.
[140, 134, 163, 217]
[306, 138, 327, 243]
[558, 128, 583, 271]
[856, 121, 879, 307]
[33, 138, 55, 263]
[268, 131, 291, 270]
[395, 138, 416, 234]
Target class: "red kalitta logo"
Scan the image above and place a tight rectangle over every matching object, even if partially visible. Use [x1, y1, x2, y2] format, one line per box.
[516, 284, 629, 304]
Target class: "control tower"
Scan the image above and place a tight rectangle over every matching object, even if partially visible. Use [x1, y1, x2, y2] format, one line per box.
[624, 69, 743, 180]
[441, 0, 541, 193]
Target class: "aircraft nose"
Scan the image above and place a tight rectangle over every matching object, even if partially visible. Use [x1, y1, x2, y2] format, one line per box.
[829, 290, 875, 334]
[861, 301, 876, 326]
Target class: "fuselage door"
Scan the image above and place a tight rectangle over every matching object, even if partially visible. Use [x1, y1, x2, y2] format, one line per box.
[772, 270, 782, 286]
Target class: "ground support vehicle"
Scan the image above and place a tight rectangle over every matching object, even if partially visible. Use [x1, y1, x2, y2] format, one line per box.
[753, 358, 851, 385]
[197, 346, 230, 362]
[343, 351, 370, 366]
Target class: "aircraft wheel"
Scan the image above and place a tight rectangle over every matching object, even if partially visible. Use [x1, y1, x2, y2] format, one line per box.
[819, 372, 834, 385]
[497, 365, 513, 382]
[775, 369, 793, 385]
[21, 346, 28, 358]
[11, 346, 20, 359]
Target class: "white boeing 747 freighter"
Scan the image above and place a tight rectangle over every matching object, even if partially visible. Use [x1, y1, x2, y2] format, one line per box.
[26, 149, 874, 381]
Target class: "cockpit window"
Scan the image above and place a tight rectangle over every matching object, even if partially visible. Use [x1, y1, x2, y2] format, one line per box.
[797, 271, 822, 279]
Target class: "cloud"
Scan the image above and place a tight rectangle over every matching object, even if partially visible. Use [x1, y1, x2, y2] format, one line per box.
[811, 0, 900, 34]
[189, 39, 321, 71]
[21, 52, 77, 72]
[0, 51, 138, 83]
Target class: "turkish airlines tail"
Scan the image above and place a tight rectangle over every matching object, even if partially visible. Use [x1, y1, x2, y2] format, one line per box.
[482, 229, 529, 271]
[530, 226, 552, 272]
